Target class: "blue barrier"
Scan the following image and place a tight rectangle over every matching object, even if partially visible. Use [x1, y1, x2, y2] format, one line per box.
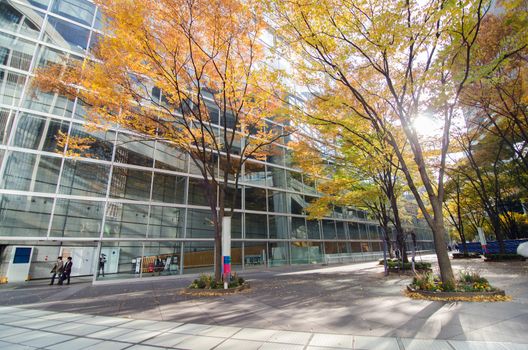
[458, 239, 528, 254]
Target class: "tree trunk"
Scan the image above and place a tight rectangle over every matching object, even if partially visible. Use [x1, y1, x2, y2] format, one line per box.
[431, 201, 455, 285]
[389, 191, 407, 263]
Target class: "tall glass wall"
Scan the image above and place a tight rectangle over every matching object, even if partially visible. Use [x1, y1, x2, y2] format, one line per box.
[0, 0, 434, 281]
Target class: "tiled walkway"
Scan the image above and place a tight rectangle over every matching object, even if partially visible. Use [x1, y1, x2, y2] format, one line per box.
[0, 306, 525, 350]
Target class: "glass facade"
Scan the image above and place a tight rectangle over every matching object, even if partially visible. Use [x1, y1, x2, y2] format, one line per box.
[0, 0, 434, 282]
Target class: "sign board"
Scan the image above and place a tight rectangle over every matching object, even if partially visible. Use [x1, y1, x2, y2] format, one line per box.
[7, 246, 33, 282]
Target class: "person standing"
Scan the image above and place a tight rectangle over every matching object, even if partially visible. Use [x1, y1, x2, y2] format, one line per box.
[98, 254, 106, 277]
[59, 257, 73, 285]
[49, 256, 63, 285]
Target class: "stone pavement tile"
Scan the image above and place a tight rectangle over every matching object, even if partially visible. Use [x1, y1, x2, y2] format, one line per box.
[401, 338, 453, 350]
[127, 345, 170, 350]
[0, 315, 29, 324]
[231, 328, 278, 342]
[197, 325, 241, 338]
[113, 329, 162, 343]
[44, 337, 104, 350]
[79, 315, 133, 327]
[45, 322, 107, 336]
[172, 335, 225, 350]
[259, 343, 305, 350]
[120, 319, 181, 332]
[0, 325, 34, 338]
[213, 339, 263, 350]
[501, 343, 528, 350]
[8, 318, 64, 330]
[307, 347, 344, 350]
[2, 330, 50, 344]
[87, 326, 136, 339]
[0, 306, 24, 314]
[0, 341, 36, 350]
[267, 330, 312, 345]
[143, 332, 192, 347]
[20, 332, 74, 348]
[169, 323, 212, 335]
[448, 340, 509, 350]
[40, 312, 94, 323]
[353, 336, 399, 350]
[310, 333, 353, 348]
[10, 309, 54, 318]
[82, 340, 132, 350]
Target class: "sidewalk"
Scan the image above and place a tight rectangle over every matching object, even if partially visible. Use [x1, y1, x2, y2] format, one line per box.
[0, 305, 525, 350]
[0, 257, 527, 349]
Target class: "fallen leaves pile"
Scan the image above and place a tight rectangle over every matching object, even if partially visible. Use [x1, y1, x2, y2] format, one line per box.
[404, 290, 512, 302]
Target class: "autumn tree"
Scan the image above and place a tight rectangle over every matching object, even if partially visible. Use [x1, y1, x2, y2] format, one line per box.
[291, 113, 414, 262]
[460, 2, 528, 188]
[35, 0, 287, 282]
[267, 0, 498, 284]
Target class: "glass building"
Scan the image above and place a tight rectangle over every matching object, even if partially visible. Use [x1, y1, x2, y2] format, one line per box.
[0, 0, 434, 282]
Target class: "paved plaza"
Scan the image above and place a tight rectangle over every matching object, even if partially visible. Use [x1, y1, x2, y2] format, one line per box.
[0, 256, 527, 349]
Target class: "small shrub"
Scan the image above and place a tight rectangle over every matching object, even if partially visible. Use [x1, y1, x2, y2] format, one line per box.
[188, 273, 246, 289]
[411, 269, 495, 293]
[386, 259, 431, 271]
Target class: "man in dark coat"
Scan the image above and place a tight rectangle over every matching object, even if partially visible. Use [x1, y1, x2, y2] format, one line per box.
[59, 257, 73, 285]
[49, 256, 63, 285]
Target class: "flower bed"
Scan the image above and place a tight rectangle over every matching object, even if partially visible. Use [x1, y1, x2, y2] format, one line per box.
[406, 269, 508, 301]
[181, 273, 250, 296]
[379, 259, 432, 272]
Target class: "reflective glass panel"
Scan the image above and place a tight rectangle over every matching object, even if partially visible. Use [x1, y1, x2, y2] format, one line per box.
[336, 221, 347, 239]
[268, 190, 288, 213]
[115, 133, 154, 167]
[0, 69, 27, 106]
[44, 16, 90, 53]
[104, 203, 148, 238]
[291, 241, 322, 264]
[291, 217, 307, 239]
[147, 206, 184, 239]
[12, 113, 69, 152]
[182, 241, 214, 274]
[142, 241, 181, 276]
[245, 213, 267, 239]
[306, 219, 320, 239]
[109, 167, 152, 201]
[2, 152, 61, 193]
[154, 141, 187, 173]
[59, 160, 109, 197]
[151, 172, 185, 204]
[51, 0, 95, 26]
[0, 194, 53, 237]
[187, 177, 209, 206]
[322, 220, 337, 240]
[50, 198, 104, 237]
[0, 1, 44, 39]
[268, 215, 289, 239]
[0, 32, 35, 71]
[186, 209, 214, 238]
[245, 186, 266, 211]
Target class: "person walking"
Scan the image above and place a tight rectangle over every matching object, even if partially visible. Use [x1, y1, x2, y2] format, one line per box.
[59, 257, 73, 285]
[49, 256, 63, 285]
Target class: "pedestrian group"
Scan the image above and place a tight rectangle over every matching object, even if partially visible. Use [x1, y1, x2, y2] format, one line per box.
[49, 256, 73, 285]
